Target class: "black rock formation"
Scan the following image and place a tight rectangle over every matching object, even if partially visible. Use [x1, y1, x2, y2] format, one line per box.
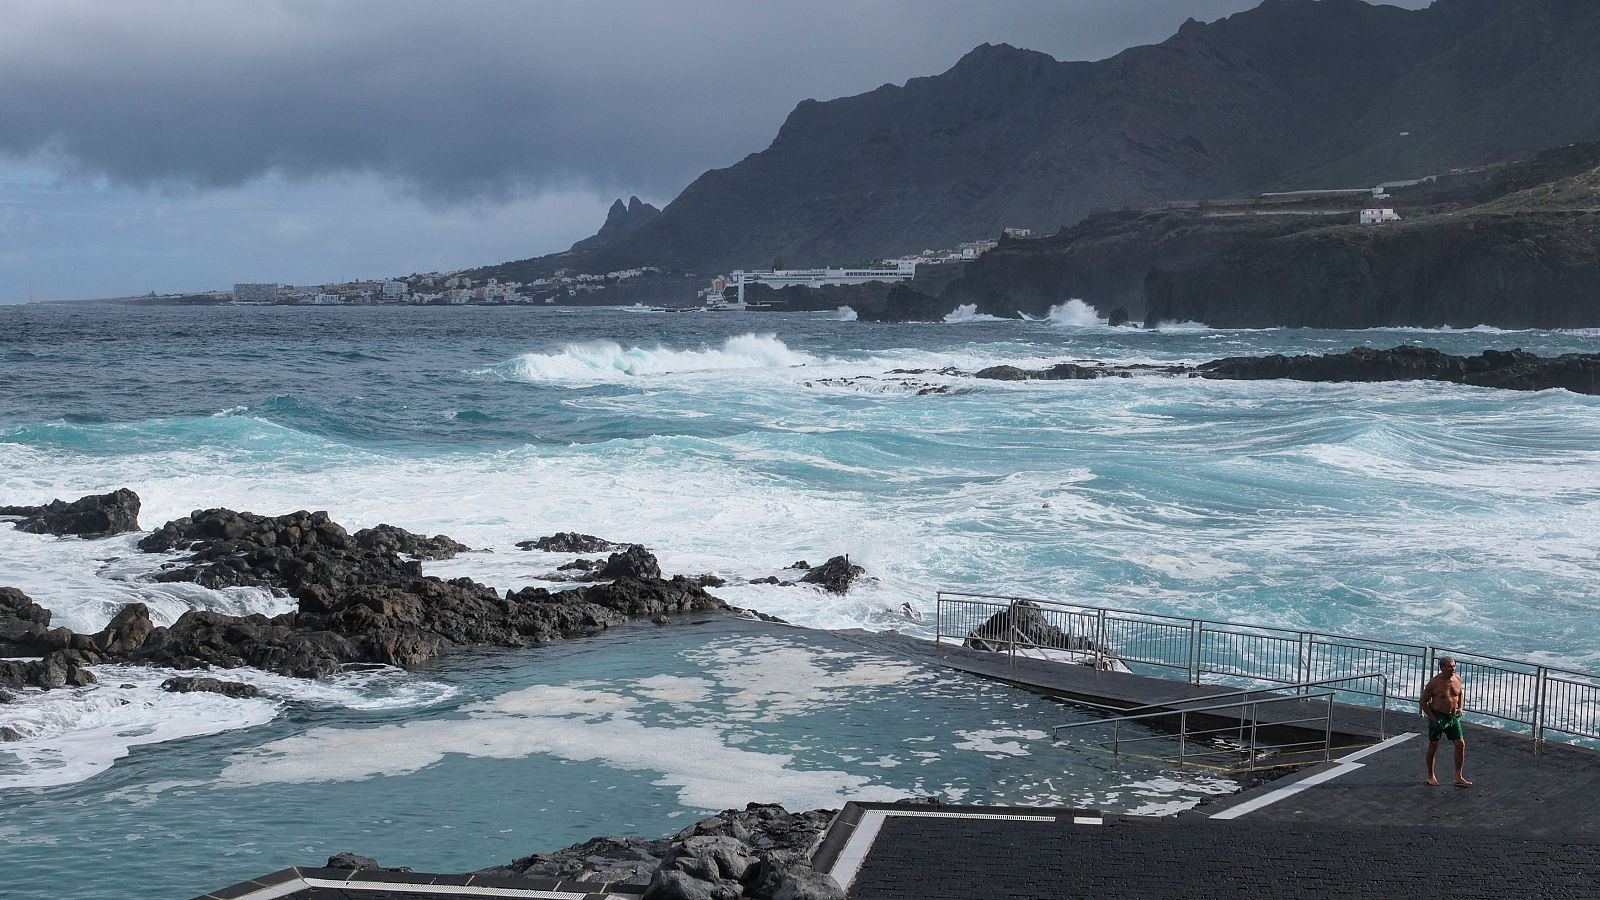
[964, 600, 1110, 662]
[569, 196, 662, 254]
[161, 675, 261, 699]
[1198, 346, 1600, 394]
[352, 524, 469, 560]
[3, 510, 726, 690]
[595, 545, 663, 581]
[1145, 212, 1600, 329]
[0, 587, 97, 691]
[482, 803, 841, 900]
[0, 488, 141, 537]
[517, 533, 629, 554]
[799, 556, 866, 594]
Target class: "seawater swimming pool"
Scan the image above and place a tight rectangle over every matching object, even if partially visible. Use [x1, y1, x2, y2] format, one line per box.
[0, 617, 1235, 900]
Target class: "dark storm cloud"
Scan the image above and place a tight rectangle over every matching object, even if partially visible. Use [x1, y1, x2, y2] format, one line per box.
[0, 0, 1432, 202]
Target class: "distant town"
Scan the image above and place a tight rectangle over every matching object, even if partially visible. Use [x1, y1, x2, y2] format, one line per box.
[117, 183, 1417, 310]
[131, 230, 1030, 309]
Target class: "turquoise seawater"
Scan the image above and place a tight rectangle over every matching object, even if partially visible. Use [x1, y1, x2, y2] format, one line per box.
[2, 304, 1599, 898]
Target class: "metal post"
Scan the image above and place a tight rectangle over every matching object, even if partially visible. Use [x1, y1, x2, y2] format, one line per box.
[1178, 711, 1187, 767]
[1189, 621, 1201, 685]
[1007, 599, 1017, 668]
[1533, 666, 1547, 751]
[1299, 633, 1312, 696]
[1096, 609, 1107, 668]
[934, 593, 942, 646]
[1248, 702, 1259, 773]
[1380, 674, 1388, 740]
[1324, 694, 1335, 762]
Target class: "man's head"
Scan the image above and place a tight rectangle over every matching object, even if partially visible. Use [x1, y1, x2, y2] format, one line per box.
[1438, 656, 1456, 673]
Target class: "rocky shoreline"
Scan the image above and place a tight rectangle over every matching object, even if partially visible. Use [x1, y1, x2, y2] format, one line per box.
[954, 346, 1600, 396]
[1, 493, 883, 696]
[329, 802, 846, 900]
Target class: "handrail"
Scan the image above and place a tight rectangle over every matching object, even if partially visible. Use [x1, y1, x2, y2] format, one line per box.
[1051, 690, 1343, 772]
[1051, 690, 1340, 733]
[1112, 674, 1389, 717]
[935, 591, 1600, 749]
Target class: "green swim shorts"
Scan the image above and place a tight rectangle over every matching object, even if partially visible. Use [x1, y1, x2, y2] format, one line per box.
[1429, 711, 1463, 742]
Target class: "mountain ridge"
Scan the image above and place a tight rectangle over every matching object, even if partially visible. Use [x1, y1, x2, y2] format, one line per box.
[479, 0, 1600, 282]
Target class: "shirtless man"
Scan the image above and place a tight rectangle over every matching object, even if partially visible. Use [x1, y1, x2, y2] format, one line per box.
[1420, 656, 1471, 786]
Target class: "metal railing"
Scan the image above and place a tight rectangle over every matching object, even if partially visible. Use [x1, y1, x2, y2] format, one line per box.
[935, 591, 1600, 748]
[1053, 689, 1341, 773]
[1050, 674, 1389, 772]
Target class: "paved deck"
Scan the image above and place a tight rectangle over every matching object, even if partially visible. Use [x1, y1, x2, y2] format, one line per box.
[832, 805, 1600, 900]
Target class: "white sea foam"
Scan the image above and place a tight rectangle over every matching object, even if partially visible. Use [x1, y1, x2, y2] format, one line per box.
[943, 304, 1008, 323]
[0, 667, 280, 790]
[0, 527, 291, 634]
[0, 662, 456, 791]
[489, 334, 815, 382]
[216, 682, 905, 810]
[684, 636, 930, 721]
[951, 729, 1047, 757]
[1046, 299, 1108, 327]
[833, 306, 858, 321]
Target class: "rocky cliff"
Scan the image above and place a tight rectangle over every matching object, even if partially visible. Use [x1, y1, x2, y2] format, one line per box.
[1144, 211, 1600, 328]
[482, 0, 1600, 280]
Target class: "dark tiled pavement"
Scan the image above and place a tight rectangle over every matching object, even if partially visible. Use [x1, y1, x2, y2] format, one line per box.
[849, 814, 1600, 900]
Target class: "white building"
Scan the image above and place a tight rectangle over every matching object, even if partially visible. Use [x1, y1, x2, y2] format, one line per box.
[958, 240, 998, 259]
[729, 264, 916, 305]
[381, 281, 408, 301]
[1003, 226, 1033, 239]
[1360, 208, 1401, 224]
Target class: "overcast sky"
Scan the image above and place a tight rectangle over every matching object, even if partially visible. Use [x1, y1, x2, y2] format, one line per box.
[0, 0, 1429, 302]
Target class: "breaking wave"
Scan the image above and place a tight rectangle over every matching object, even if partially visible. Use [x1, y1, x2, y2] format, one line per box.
[488, 334, 815, 382]
[943, 304, 1009, 323]
[1046, 299, 1108, 327]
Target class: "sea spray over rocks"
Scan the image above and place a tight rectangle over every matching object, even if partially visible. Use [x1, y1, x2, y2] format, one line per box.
[2, 497, 727, 687]
[0, 488, 141, 537]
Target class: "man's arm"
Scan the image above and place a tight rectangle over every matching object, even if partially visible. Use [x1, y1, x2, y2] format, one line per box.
[1454, 675, 1465, 714]
[1420, 678, 1433, 713]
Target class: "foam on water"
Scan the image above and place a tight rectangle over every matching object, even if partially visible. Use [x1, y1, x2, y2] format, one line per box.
[216, 678, 907, 811]
[943, 304, 1010, 323]
[1046, 299, 1108, 327]
[0, 663, 457, 790]
[487, 333, 815, 382]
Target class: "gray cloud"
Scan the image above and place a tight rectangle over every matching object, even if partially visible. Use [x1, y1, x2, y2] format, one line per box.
[0, 0, 1430, 203]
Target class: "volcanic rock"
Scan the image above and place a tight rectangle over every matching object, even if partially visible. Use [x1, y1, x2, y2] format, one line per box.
[93, 603, 154, 656]
[517, 533, 629, 554]
[0, 725, 25, 742]
[965, 600, 1111, 664]
[352, 524, 469, 560]
[0, 586, 54, 654]
[0, 488, 141, 537]
[1198, 346, 1600, 395]
[595, 545, 663, 581]
[799, 556, 866, 594]
[484, 804, 839, 900]
[161, 675, 261, 699]
[139, 508, 423, 593]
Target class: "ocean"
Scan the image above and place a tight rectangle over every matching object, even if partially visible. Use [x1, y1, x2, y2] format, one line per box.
[2, 303, 1598, 898]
